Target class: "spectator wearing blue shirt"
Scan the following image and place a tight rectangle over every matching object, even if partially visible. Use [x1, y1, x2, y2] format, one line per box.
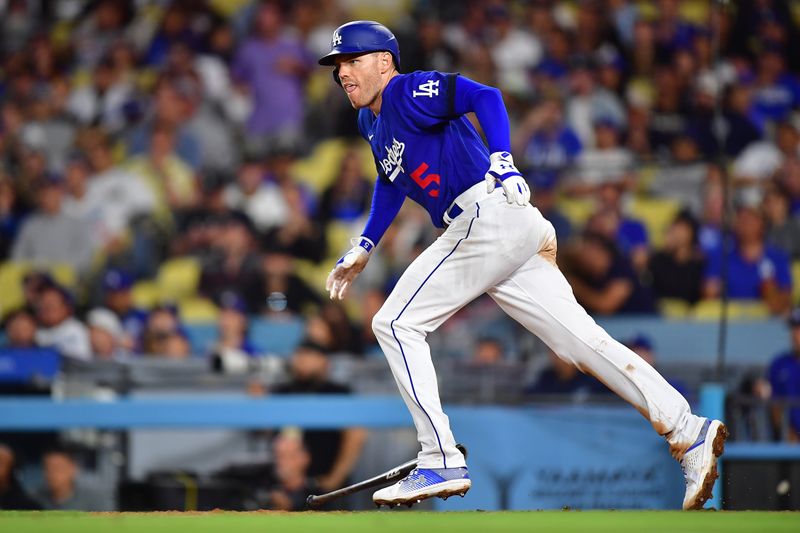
[566, 232, 656, 315]
[512, 95, 582, 187]
[767, 309, 800, 442]
[703, 204, 793, 315]
[752, 48, 800, 124]
[101, 269, 148, 353]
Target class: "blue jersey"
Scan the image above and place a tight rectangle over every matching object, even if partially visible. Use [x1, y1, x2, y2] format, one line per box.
[358, 71, 492, 229]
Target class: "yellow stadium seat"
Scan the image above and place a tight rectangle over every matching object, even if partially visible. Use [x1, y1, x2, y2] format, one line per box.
[628, 196, 680, 248]
[179, 297, 219, 323]
[0, 262, 29, 317]
[557, 197, 594, 227]
[50, 263, 77, 290]
[658, 298, 690, 319]
[131, 281, 161, 310]
[157, 257, 201, 301]
[691, 299, 770, 321]
[792, 261, 800, 305]
[291, 139, 348, 193]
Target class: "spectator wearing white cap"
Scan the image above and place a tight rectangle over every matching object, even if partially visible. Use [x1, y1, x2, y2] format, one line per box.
[87, 308, 128, 359]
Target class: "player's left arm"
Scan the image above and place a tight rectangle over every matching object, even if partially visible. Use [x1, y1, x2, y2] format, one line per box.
[402, 72, 529, 205]
[453, 76, 530, 206]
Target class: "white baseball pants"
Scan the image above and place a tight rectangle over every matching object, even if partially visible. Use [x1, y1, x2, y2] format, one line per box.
[371, 183, 705, 469]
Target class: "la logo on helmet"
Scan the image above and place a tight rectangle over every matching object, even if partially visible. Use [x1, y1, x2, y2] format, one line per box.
[332, 30, 342, 46]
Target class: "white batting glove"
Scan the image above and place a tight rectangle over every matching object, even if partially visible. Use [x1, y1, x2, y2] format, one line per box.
[325, 237, 374, 300]
[485, 151, 531, 206]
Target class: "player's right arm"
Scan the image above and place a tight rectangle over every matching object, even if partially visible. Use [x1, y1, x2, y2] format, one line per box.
[326, 174, 405, 300]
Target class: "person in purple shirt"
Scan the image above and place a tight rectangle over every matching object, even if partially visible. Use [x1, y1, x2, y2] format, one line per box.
[767, 309, 800, 442]
[703, 204, 793, 315]
[231, 1, 313, 149]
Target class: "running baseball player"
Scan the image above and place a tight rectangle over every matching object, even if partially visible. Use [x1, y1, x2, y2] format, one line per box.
[319, 21, 726, 510]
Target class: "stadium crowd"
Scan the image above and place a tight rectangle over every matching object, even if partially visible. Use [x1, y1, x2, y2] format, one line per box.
[1, 0, 800, 512]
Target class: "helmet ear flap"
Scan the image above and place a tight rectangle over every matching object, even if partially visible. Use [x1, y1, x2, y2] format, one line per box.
[333, 67, 342, 86]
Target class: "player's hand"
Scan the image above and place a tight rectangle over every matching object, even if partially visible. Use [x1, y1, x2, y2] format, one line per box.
[325, 237, 374, 300]
[485, 151, 530, 206]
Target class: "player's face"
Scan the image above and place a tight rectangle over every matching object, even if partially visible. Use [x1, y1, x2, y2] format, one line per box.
[335, 52, 385, 109]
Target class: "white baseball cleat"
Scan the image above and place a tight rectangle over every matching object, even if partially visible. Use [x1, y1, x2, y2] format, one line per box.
[681, 418, 728, 510]
[373, 467, 471, 508]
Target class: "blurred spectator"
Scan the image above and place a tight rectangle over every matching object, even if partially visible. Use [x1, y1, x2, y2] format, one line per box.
[565, 233, 656, 315]
[126, 123, 198, 217]
[767, 309, 800, 442]
[512, 95, 582, 186]
[199, 212, 263, 311]
[223, 157, 288, 233]
[101, 269, 147, 352]
[11, 174, 94, 275]
[317, 148, 372, 226]
[703, 204, 792, 315]
[171, 172, 231, 257]
[733, 120, 799, 206]
[584, 180, 650, 272]
[79, 129, 156, 258]
[261, 149, 325, 262]
[471, 337, 505, 366]
[485, 5, 542, 96]
[272, 341, 366, 491]
[20, 85, 76, 174]
[2, 309, 37, 349]
[66, 56, 134, 134]
[71, 0, 132, 69]
[648, 67, 690, 155]
[524, 349, 609, 397]
[569, 118, 633, 194]
[649, 134, 709, 216]
[530, 174, 572, 243]
[34, 285, 91, 361]
[268, 432, 319, 511]
[625, 333, 689, 399]
[401, 15, 459, 74]
[0, 444, 39, 510]
[565, 57, 626, 148]
[648, 211, 705, 305]
[0, 175, 24, 260]
[87, 308, 128, 359]
[698, 176, 725, 256]
[318, 302, 362, 355]
[751, 48, 800, 124]
[764, 183, 800, 259]
[2, 306, 36, 348]
[210, 292, 257, 374]
[776, 158, 800, 216]
[141, 305, 189, 359]
[232, 0, 312, 152]
[34, 447, 112, 511]
[722, 85, 763, 156]
[126, 74, 202, 170]
[260, 252, 321, 317]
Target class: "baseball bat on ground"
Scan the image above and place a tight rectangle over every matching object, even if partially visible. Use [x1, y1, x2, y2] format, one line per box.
[306, 443, 467, 509]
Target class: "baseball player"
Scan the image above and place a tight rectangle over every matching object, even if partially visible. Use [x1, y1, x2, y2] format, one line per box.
[319, 21, 726, 510]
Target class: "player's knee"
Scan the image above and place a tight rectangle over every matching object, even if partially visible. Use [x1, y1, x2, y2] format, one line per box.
[371, 307, 392, 341]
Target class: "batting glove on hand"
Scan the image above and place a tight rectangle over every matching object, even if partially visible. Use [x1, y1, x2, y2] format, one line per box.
[485, 151, 531, 207]
[325, 237, 374, 300]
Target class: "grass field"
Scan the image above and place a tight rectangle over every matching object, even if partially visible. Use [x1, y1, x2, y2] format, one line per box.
[2, 511, 799, 533]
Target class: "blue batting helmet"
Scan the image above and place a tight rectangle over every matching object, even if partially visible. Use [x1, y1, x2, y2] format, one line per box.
[318, 21, 400, 83]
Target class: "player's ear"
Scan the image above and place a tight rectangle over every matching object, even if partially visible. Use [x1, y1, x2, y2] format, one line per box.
[379, 51, 392, 74]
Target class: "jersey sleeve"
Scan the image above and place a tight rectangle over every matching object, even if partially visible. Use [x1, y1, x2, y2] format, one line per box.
[362, 175, 406, 245]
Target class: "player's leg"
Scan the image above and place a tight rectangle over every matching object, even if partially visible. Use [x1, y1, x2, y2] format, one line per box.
[488, 213, 726, 508]
[370, 198, 538, 505]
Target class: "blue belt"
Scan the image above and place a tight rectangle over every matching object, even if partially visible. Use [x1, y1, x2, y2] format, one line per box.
[445, 203, 464, 222]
